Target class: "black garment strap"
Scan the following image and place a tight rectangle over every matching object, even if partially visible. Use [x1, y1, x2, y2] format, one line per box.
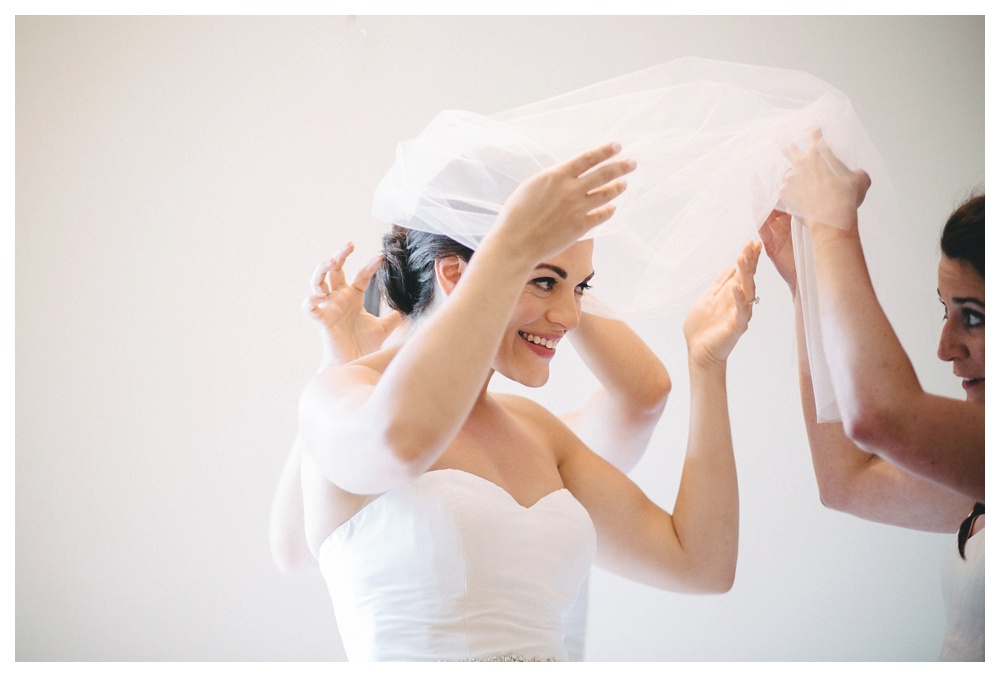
[958, 502, 985, 559]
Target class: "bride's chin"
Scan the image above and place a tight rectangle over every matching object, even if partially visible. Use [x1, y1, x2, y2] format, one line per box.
[497, 364, 550, 388]
[522, 374, 550, 388]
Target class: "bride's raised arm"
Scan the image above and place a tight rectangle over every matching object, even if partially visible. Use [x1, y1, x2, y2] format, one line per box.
[561, 313, 671, 473]
[557, 240, 760, 593]
[298, 144, 635, 495]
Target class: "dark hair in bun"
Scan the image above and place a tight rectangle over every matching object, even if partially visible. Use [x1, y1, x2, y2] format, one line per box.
[376, 225, 474, 317]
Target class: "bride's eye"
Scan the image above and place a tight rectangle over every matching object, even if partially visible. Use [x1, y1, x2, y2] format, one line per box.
[531, 277, 556, 292]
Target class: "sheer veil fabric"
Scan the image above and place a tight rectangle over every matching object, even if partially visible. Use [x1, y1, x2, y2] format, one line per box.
[372, 57, 898, 421]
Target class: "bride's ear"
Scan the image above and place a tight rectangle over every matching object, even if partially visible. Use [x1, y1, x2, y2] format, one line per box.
[434, 256, 467, 297]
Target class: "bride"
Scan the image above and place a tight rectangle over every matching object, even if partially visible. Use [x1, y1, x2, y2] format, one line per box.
[292, 142, 761, 661]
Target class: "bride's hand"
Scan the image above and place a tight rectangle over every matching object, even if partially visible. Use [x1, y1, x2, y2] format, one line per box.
[486, 142, 636, 264]
[302, 242, 404, 367]
[683, 240, 762, 370]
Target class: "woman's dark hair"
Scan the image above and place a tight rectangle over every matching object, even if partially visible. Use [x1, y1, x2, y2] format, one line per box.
[940, 194, 984, 279]
[376, 225, 474, 317]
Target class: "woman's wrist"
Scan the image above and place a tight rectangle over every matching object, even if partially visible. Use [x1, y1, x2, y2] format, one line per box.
[800, 194, 860, 236]
[471, 233, 540, 283]
[687, 352, 728, 377]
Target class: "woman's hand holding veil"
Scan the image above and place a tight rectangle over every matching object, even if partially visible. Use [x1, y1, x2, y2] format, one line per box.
[780, 130, 871, 235]
[484, 142, 635, 265]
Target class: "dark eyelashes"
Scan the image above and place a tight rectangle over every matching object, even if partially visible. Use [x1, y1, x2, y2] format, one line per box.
[530, 278, 593, 293]
[964, 309, 985, 327]
[941, 303, 985, 328]
[531, 277, 557, 291]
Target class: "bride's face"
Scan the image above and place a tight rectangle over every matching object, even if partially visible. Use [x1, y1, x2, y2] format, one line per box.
[937, 254, 985, 405]
[494, 239, 595, 387]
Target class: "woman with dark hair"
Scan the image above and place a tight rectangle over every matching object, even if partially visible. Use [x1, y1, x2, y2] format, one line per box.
[288, 143, 760, 661]
[762, 130, 984, 660]
[270, 235, 672, 660]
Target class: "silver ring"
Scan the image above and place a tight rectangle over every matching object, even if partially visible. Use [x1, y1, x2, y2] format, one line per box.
[753, 296, 760, 304]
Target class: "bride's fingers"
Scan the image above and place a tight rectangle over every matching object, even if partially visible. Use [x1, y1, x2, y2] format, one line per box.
[302, 293, 327, 317]
[582, 202, 617, 230]
[311, 260, 334, 295]
[350, 253, 384, 293]
[580, 157, 636, 193]
[312, 242, 357, 295]
[746, 240, 762, 276]
[583, 177, 628, 211]
[709, 266, 737, 297]
[563, 142, 622, 179]
[330, 241, 355, 271]
[738, 245, 758, 302]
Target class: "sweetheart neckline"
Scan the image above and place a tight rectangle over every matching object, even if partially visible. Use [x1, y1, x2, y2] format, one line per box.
[425, 468, 570, 510]
[321, 469, 576, 554]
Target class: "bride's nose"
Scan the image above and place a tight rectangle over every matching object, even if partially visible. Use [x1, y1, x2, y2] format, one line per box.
[545, 289, 581, 330]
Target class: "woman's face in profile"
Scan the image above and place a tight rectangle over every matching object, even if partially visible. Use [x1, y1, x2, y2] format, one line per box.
[494, 239, 595, 388]
[937, 254, 985, 405]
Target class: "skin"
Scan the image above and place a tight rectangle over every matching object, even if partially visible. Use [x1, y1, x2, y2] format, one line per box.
[936, 256, 985, 407]
[299, 145, 636, 494]
[269, 243, 404, 576]
[271, 242, 671, 575]
[762, 168, 983, 530]
[300, 238, 758, 592]
[294, 143, 761, 593]
[272, 146, 668, 575]
[777, 130, 984, 504]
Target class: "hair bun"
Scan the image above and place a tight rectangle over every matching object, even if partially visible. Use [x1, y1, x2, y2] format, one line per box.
[375, 226, 474, 317]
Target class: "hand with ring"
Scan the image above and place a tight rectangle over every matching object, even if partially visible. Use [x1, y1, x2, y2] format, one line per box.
[682, 239, 762, 370]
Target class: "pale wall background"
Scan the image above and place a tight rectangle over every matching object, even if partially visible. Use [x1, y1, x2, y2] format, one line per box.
[15, 15, 984, 661]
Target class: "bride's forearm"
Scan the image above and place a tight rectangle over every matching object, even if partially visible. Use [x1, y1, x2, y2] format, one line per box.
[668, 361, 738, 591]
[357, 241, 535, 468]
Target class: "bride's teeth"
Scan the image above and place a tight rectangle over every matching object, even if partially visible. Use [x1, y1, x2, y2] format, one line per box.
[520, 331, 558, 350]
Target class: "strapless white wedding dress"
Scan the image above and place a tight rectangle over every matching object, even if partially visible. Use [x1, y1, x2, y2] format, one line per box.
[318, 469, 597, 661]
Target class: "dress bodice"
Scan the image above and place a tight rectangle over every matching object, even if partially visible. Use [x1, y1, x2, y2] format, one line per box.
[318, 469, 597, 661]
[939, 527, 985, 661]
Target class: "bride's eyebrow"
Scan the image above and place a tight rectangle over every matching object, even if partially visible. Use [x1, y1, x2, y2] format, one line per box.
[534, 264, 567, 279]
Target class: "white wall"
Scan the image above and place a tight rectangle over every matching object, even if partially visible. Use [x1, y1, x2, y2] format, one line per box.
[15, 15, 984, 661]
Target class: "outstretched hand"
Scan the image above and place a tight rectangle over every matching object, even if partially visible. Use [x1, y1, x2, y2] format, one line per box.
[487, 142, 636, 264]
[780, 129, 871, 232]
[758, 209, 796, 295]
[683, 240, 762, 370]
[302, 242, 404, 367]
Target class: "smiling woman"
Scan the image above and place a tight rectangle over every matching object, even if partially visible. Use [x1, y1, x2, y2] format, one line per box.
[14, 14, 985, 662]
[289, 139, 761, 660]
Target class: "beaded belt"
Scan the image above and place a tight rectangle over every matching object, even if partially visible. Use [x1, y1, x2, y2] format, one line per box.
[467, 654, 558, 662]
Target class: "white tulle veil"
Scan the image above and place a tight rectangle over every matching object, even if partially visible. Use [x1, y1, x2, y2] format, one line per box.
[372, 57, 898, 422]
